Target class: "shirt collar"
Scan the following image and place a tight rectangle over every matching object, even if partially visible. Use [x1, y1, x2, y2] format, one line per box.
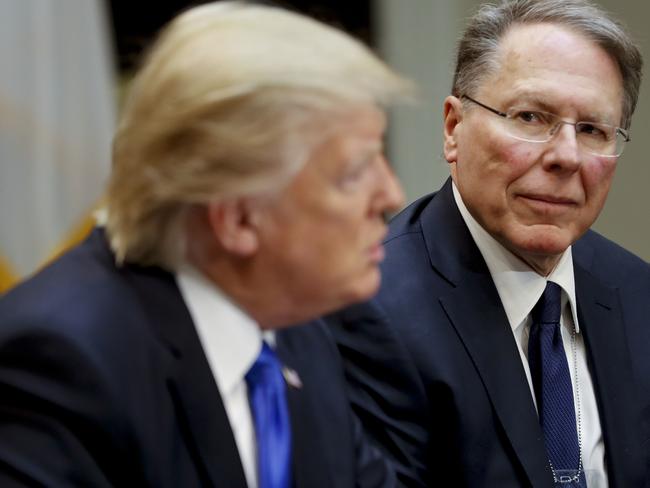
[176, 263, 269, 396]
[452, 182, 579, 333]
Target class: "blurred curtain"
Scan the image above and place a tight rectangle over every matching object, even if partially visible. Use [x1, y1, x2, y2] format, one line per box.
[0, 0, 116, 292]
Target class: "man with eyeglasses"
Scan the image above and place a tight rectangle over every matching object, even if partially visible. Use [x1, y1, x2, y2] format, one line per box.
[329, 0, 650, 486]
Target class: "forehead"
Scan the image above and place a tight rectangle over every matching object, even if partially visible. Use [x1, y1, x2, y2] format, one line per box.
[309, 105, 386, 162]
[286, 104, 386, 183]
[478, 23, 624, 120]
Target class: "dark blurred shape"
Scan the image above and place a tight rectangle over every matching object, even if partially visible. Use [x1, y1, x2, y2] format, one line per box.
[108, 0, 371, 72]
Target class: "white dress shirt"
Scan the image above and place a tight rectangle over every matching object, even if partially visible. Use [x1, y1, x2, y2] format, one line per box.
[177, 263, 268, 488]
[452, 183, 607, 486]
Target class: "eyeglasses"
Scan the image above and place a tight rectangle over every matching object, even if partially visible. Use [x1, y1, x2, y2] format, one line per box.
[461, 95, 629, 157]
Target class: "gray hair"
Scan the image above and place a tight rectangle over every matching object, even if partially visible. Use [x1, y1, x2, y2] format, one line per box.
[452, 0, 643, 128]
[105, 1, 412, 268]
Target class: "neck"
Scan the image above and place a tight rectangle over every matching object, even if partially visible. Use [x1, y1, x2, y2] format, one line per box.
[516, 251, 562, 277]
[187, 246, 310, 330]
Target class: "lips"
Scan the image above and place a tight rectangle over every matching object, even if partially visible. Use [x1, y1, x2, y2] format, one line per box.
[368, 243, 386, 263]
[515, 193, 579, 219]
[518, 193, 577, 206]
[367, 227, 388, 263]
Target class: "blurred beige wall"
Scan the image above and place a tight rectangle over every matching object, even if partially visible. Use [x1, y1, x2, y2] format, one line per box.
[377, 0, 649, 261]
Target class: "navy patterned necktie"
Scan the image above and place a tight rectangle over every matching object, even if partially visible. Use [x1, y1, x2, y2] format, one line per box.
[245, 341, 292, 488]
[528, 281, 583, 484]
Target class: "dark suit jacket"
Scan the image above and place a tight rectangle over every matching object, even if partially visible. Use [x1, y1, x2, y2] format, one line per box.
[0, 229, 394, 487]
[329, 179, 650, 487]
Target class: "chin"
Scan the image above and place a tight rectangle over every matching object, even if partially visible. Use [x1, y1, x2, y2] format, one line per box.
[342, 271, 382, 306]
[509, 225, 577, 256]
[508, 239, 573, 275]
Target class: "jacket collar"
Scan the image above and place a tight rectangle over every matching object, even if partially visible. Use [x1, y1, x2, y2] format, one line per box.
[111, 244, 247, 488]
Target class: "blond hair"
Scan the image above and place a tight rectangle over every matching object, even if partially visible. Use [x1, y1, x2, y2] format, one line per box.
[105, 1, 412, 267]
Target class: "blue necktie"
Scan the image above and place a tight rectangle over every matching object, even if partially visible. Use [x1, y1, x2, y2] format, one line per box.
[245, 342, 292, 488]
[528, 282, 583, 484]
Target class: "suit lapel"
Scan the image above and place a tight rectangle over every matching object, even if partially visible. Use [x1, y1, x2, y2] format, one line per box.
[275, 330, 332, 488]
[574, 262, 645, 487]
[421, 180, 552, 485]
[127, 264, 248, 488]
[439, 274, 551, 485]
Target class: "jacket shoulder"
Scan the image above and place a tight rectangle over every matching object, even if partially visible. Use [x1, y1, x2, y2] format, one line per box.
[0, 230, 174, 375]
[386, 192, 435, 241]
[574, 230, 650, 289]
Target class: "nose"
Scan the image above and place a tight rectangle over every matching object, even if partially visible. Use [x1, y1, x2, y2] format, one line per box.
[543, 122, 581, 173]
[374, 156, 405, 215]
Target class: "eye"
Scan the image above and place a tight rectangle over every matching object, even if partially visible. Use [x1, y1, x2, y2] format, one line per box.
[576, 122, 609, 140]
[337, 153, 384, 192]
[512, 110, 546, 125]
[338, 167, 364, 187]
[337, 160, 370, 191]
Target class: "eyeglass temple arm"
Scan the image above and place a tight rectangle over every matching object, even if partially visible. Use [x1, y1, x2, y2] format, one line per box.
[461, 95, 508, 117]
[617, 127, 631, 142]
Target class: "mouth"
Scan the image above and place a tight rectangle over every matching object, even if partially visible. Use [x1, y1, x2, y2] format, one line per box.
[517, 193, 578, 210]
[367, 228, 388, 263]
[368, 242, 386, 263]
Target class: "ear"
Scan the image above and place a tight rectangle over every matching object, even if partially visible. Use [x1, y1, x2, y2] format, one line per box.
[206, 197, 260, 257]
[443, 95, 463, 164]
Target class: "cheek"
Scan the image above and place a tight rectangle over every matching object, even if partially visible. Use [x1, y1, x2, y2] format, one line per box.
[463, 142, 535, 202]
[318, 214, 365, 259]
[582, 159, 616, 206]
[460, 130, 533, 179]
[503, 143, 535, 165]
[291, 204, 364, 263]
[501, 142, 539, 175]
[494, 144, 546, 205]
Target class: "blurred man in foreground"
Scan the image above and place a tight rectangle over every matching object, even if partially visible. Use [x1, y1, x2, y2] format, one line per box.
[330, 0, 650, 486]
[0, 2, 410, 486]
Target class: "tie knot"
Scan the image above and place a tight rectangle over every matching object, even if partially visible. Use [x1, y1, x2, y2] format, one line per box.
[246, 342, 282, 386]
[532, 281, 562, 325]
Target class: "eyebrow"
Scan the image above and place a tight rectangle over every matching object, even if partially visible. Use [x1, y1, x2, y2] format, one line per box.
[354, 140, 383, 161]
[509, 94, 553, 111]
[341, 145, 381, 177]
[506, 92, 616, 124]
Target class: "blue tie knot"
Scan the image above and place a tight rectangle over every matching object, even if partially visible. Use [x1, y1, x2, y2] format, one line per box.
[246, 342, 282, 383]
[533, 281, 562, 325]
